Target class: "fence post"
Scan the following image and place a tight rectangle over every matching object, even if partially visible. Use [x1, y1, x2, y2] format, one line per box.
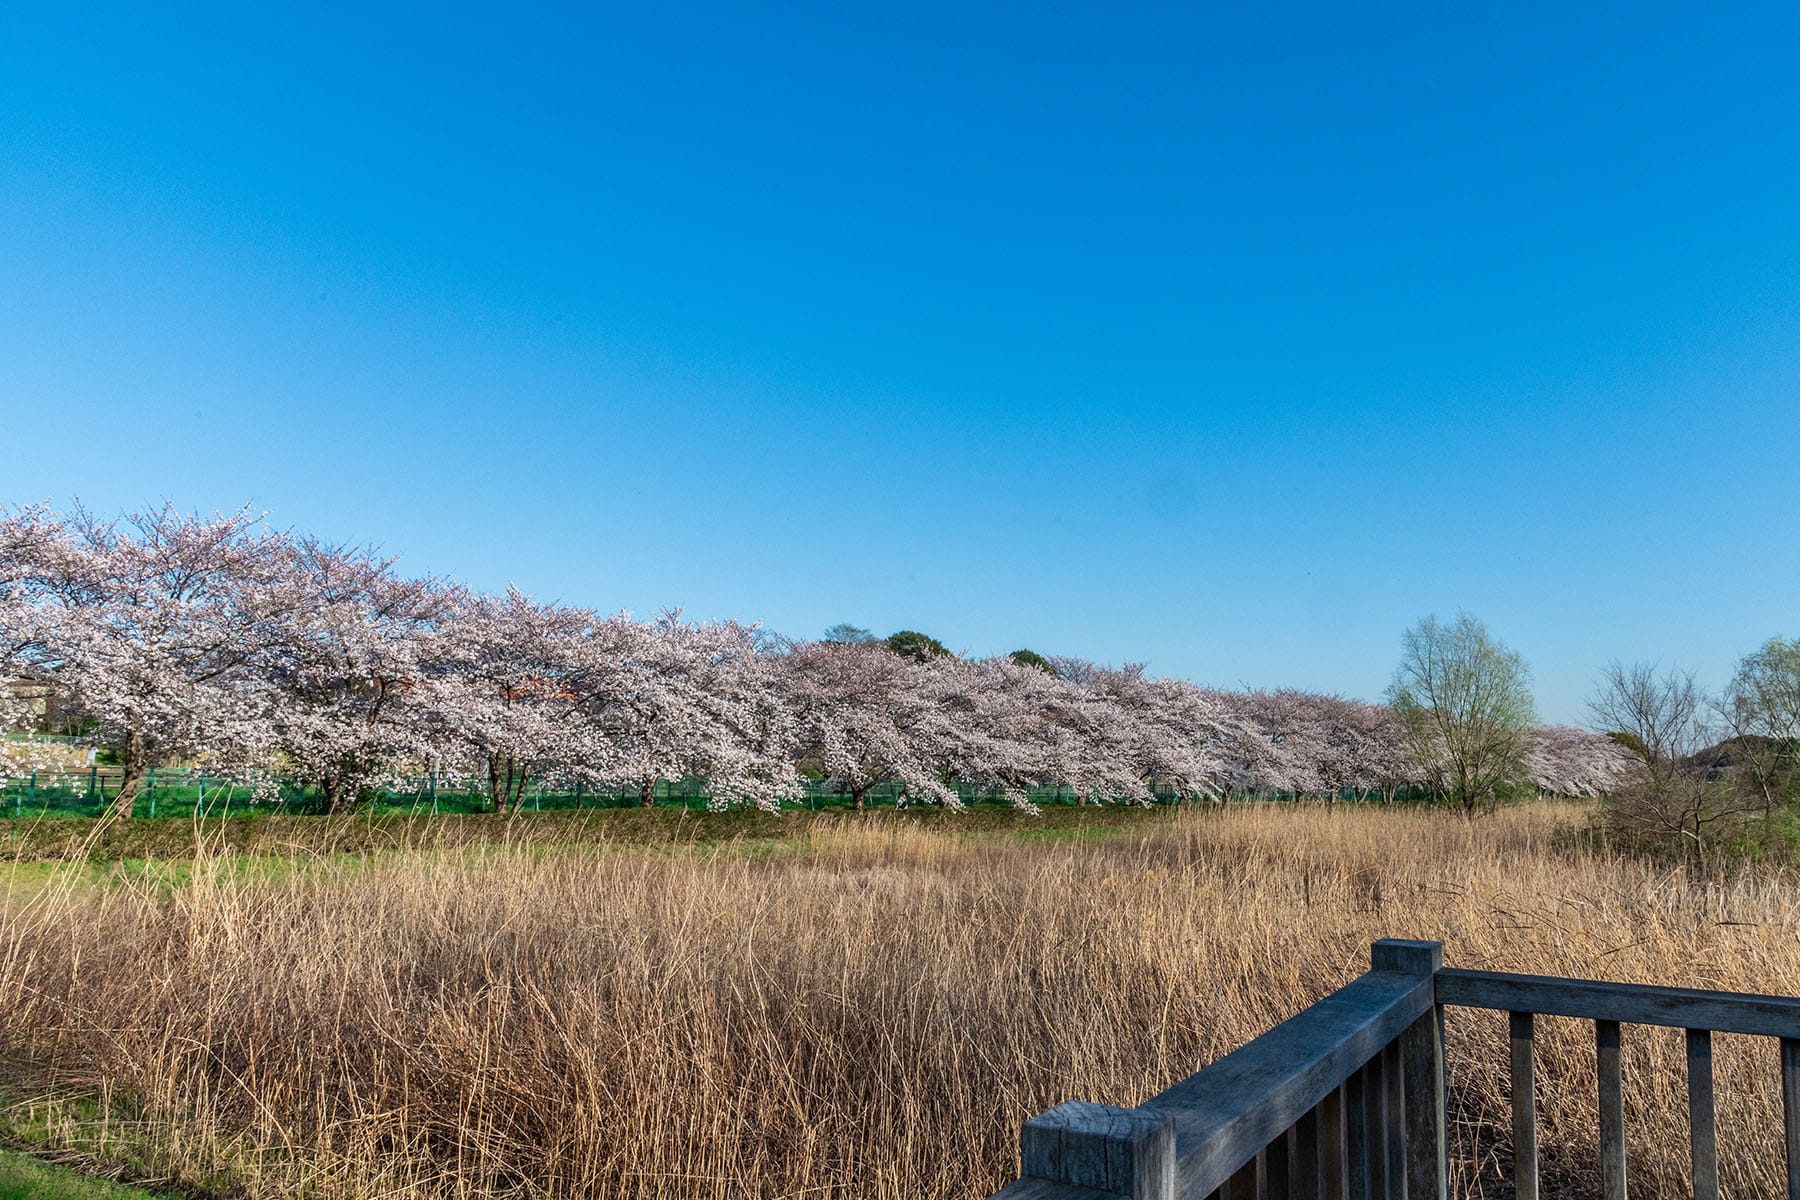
[1020, 1100, 1177, 1200]
[1372, 939, 1447, 1200]
[147, 767, 155, 819]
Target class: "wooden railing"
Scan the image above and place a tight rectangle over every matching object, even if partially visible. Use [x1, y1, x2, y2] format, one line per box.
[989, 938, 1800, 1200]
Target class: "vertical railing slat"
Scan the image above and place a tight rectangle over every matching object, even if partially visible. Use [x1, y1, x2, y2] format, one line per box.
[1381, 1039, 1404, 1198]
[1322, 1081, 1348, 1200]
[1294, 1104, 1323, 1200]
[1266, 1127, 1293, 1199]
[1782, 1037, 1800, 1200]
[1347, 1064, 1371, 1200]
[1223, 1153, 1259, 1200]
[1511, 1011, 1538, 1200]
[1686, 1028, 1718, 1200]
[1597, 1019, 1626, 1200]
[1364, 1055, 1387, 1200]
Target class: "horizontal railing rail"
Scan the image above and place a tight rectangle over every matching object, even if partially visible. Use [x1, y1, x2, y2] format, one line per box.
[991, 941, 1800, 1200]
[993, 939, 1447, 1200]
[1437, 967, 1800, 1038]
[1437, 966, 1800, 1200]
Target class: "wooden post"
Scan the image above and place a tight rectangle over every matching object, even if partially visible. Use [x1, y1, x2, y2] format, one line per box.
[1782, 1038, 1800, 1200]
[1373, 939, 1447, 1200]
[1686, 1029, 1717, 1200]
[1511, 1012, 1539, 1200]
[1597, 1020, 1626, 1200]
[1020, 1100, 1177, 1200]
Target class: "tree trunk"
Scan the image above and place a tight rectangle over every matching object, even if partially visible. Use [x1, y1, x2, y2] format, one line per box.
[639, 777, 656, 808]
[108, 730, 147, 819]
[319, 774, 343, 816]
[509, 765, 531, 815]
[852, 782, 868, 811]
[487, 753, 507, 813]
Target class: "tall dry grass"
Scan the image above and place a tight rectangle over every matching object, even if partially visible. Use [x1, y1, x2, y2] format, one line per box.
[0, 803, 1796, 1198]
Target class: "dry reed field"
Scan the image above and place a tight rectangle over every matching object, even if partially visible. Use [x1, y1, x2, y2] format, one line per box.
[0, 804, 1796, 1199]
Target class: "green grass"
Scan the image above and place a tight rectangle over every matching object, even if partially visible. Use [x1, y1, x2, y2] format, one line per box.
[0, 1149, 179, 1200]
[0, 803, 1202, 904]
[0, 799, 1203, 868]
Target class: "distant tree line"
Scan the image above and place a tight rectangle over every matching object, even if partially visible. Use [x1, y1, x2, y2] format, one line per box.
[0, 502, 1634, 817]
[1588, 649, 1800, 861]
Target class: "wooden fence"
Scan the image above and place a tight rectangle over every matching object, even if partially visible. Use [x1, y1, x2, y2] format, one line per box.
[989, 938, 1800, 1200]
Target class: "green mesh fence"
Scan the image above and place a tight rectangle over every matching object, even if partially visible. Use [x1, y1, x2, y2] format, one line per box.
[0, 765, 1432, 820]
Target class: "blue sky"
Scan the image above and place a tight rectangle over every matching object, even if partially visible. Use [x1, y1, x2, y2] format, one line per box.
[2, 3, 1797, 722]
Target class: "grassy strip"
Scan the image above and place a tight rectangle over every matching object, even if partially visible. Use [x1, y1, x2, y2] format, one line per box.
[0, 799, 1206, 865]
[0, 1148, 180, 1200]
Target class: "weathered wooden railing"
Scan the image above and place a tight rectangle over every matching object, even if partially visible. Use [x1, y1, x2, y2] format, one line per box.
[990, 938, 1800, 1200]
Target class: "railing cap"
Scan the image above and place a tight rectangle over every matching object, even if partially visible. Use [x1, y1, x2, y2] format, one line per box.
[1371, 938, 1443, 976]
[1021, 1100, 1176, 1197]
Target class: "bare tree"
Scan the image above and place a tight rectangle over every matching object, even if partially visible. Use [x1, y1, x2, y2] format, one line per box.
[1589, 661, 1750, 862]
[1385, 613, 1536, 813]
[1719, 637, 1800, 815]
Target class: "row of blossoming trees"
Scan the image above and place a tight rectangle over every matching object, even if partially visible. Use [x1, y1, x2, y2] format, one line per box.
[0, 504, 1633, 816]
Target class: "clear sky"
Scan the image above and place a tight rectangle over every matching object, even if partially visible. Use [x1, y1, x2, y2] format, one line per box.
[2, 3, 1797, 723]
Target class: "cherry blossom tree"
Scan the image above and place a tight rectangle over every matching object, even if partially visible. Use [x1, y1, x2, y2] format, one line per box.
[1055, 660, 1238, 801]
[913, 656, 1143, 809]
[1331, 699, 1416, 801]
[0, 505, 70, 788]
[588, 612, 799, 811]
[0, 500, 1681, 822]
[428, 588, 616, 813]
[1222, 689, 1331, 795]
[27, 505, 298, 817]
[780, 639, 958, 809]
[1225, 690, 1417, 801]
[1524, 724, 1636, 797]
[255, 538, 456, 813]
